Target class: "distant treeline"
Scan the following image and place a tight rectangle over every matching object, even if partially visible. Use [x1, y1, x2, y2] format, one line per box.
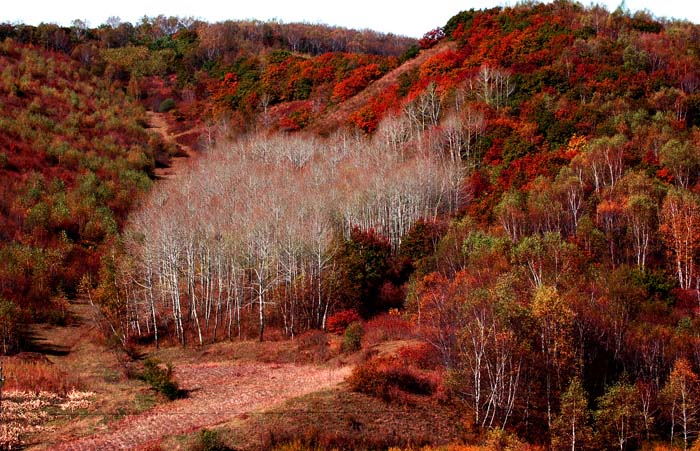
[0, 16, 417, 61]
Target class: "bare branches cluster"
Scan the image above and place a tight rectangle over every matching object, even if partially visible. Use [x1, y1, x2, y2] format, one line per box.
[116, 125, 462, 345]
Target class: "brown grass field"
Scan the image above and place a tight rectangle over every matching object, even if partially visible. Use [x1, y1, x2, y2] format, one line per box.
[8, 297, 466, 451]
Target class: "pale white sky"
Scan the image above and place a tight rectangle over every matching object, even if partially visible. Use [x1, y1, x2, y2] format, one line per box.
[3, 0, 700, 38]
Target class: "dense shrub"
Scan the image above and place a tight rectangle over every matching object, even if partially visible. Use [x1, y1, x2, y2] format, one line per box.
[397, 342, 441, 370]
[418, 28, 446, 49]
[400, 44, 420, 62]
[341, 321, 364, 353]
[347, 356, 435, 402]
[190, 429, 233, 451]
[0, 297, 20, 354]
[158, 98, 176, 113]
[296, 329, 331, 362]
[138, 358, 181, 400]
[362, 311, 413, 345]
[297, 329, 329, 349]
[326, 309, 361, 334]
[0, 42, 163, 338]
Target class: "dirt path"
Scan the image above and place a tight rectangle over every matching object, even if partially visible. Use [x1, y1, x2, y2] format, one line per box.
[51, 361, 350, 451]
[22, 301, 154, 449]
[147, 111, 199, 180]
[26, 301, 98, 357]
[25, 301, 351, 451]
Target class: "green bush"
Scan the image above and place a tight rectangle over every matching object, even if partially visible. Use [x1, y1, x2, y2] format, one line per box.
[158, 98, 176, 113]
[399, 44, 420, 62]
[190, 429, 232, 451]
[341, 321, 364, 353]
[139, 358, 181, 400]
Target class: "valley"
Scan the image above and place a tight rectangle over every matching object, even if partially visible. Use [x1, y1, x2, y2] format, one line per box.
[2, 2, 700, 450]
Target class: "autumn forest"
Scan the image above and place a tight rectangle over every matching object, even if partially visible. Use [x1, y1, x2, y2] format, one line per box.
[2, 1, 700, 450]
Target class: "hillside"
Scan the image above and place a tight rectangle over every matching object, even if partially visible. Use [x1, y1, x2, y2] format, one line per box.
[3, 1, 700, 450]
[111, 2, 700, 449]
[0, 39, 173, 344]
[0, 17, 416, 343]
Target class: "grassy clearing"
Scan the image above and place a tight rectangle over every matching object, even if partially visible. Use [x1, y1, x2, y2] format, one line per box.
[149, 328, 346, 367]
[150, 320, 461, 451]
[18, 301, 458, 451]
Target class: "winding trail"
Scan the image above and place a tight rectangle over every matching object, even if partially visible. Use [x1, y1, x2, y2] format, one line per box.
[147, 112, 199, 180]
[52, 361, 350, 451]
[26, 300, 351, 450]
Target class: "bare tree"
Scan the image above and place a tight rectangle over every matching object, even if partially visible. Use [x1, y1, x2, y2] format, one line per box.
[472, 65, 515, 110]
[122, 114, 461, 344]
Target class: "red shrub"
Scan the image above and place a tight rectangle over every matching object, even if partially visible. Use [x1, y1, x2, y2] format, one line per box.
[326, 309, 361, 334]
[277, 101, 315, 131]
[348, 85, 399, 133]
[398, 342, 441, 370]
[419, 50, 462, 79]
[671, 288, 699, 313]
[332, 64, 381, 102]
[378, 282, 405, 310]
[347, 355, 435, 403]
[363, 311, 413, 345]
[418, 28, 446, 49]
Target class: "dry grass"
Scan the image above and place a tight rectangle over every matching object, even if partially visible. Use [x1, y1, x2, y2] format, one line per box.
[19, 302, 175, 449]
[151, 334, 320, 365]
[387, 446, 544, 451]
[262, 430, 546, 451]
[1, 389, 95, 449]
[3, 357, 83, 394]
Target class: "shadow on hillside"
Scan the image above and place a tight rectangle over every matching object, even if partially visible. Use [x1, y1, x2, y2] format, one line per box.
[20, 310, 88, 357]
[21, 332, 71, 356]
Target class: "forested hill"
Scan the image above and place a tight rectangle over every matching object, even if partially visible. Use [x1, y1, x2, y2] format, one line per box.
[97, 3, 700, 448]
[0, 40, 170, 340]
[0, 18, 415, 349]
[3, 2, 700, 448]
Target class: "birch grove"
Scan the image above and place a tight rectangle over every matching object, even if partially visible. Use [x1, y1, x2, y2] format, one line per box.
[113, 122, 462, 343]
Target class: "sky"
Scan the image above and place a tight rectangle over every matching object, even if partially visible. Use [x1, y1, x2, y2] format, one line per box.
[3, 0, 700, 38]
